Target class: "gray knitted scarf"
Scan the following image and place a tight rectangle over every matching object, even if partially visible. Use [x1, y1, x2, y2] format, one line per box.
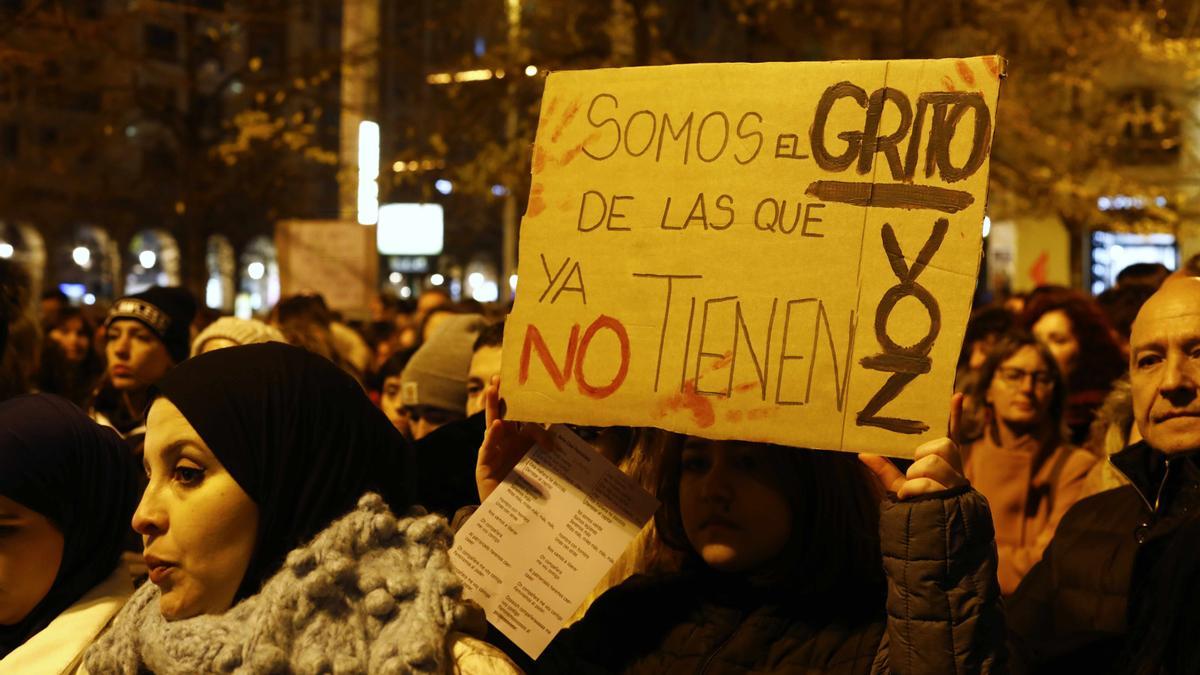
[85, 493, 486, 674]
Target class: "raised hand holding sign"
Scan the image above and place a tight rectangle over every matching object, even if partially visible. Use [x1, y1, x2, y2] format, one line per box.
[860, 393, 968, 499]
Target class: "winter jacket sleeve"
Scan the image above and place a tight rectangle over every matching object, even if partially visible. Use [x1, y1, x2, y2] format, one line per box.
[876, 486, 1007, 675]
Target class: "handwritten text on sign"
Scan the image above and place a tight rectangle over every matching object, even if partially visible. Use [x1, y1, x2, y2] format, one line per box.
[501, 58, 1004, 457]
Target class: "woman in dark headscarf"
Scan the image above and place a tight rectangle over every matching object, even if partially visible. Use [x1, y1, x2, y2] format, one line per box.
[0, 394, 139, 673]
[86, 343, 519, 675]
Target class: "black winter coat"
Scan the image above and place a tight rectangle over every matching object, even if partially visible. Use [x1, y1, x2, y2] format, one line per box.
[536, 487, 1005, 675]
[1007, 441, 1200, 674]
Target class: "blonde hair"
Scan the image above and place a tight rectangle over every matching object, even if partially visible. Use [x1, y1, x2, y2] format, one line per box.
[1080, 376, 1133, 497]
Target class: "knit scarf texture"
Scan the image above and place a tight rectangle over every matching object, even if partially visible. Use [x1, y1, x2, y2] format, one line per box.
[84, 493, 485, 674]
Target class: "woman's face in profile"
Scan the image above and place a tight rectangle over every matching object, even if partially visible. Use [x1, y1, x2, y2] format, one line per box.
[0, 495, 63, 626]
[134, 400, 259, 620]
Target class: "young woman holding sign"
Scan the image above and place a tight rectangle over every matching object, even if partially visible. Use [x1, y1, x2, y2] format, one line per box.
[476, 379, 1004, 674]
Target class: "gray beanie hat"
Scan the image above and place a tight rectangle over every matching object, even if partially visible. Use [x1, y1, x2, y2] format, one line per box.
[399, 314, 481, 413]
[191, 317, 285, 356]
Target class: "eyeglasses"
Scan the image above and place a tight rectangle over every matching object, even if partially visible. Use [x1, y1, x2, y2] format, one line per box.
[996, 367, 1055, 388]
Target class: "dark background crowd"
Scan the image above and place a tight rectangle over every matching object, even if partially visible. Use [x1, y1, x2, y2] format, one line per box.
[1, 245, 1200, 673]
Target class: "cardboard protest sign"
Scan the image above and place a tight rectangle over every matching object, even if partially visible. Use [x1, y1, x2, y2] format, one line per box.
[501, 57, 1004, 458]
[276, 219, 377, 314]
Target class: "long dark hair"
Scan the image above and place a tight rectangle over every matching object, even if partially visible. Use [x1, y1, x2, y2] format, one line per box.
[968, 331, 1067, 449]
[37, 308, 105, 407]
[654, 433, 885, 618]
[1021, 288, 1125, 394]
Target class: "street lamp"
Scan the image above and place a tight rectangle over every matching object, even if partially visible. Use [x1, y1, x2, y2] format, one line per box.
[248, 261, 265, 280]
[0, 243, 12, 259]
[139, 250, 157, 268]
[357, 120, 380, 225]
[72, 246, 91, 267]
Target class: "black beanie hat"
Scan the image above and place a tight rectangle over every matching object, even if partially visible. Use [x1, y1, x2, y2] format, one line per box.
[104, 286, 197, 364]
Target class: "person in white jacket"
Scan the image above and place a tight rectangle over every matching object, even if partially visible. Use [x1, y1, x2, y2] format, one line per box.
[0, 394, 140, 675]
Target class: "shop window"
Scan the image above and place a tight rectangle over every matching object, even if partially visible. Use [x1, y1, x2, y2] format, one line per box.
[1090, 231, 1177, 294]
[125, 229, 182, 295]
[205, 235, 235, 311]
[57, 224, 119, 302]
[237, 236, 280, 317]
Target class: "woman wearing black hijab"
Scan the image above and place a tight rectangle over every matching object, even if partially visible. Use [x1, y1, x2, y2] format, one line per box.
[0, 394, 139, 673]
[86, 343, 518, 674]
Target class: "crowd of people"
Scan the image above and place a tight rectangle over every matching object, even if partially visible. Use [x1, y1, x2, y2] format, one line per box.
[0, 251, 1198, 674]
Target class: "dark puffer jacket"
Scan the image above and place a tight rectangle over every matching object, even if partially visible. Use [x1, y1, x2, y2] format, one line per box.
[536, 487, 1004, 674]
[1007, 442, 1200, 674]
